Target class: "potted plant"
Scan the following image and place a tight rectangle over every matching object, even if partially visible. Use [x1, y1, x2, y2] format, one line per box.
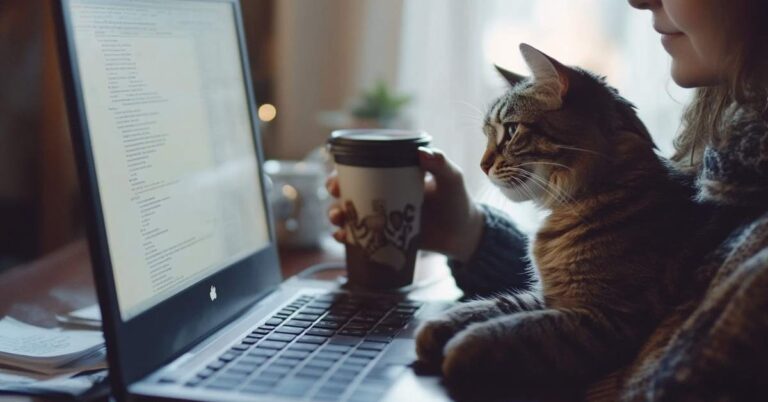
[351, 80, 412, 128]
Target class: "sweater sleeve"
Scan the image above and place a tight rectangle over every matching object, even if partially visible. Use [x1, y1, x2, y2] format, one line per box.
[446, 203, 535, 298]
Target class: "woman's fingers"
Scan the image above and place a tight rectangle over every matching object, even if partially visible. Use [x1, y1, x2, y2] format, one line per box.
[418, 147, 463, 186]
[326, 174, 346, 243]
[424, 172, 437, 193]
[325, 174, 340, 198]
[327, 185, 347, 242]
[328, 206, 345, 226]
[332, 229, 346, 243]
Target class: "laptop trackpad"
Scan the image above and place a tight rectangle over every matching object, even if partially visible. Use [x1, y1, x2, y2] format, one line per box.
[365, 339, 417, 385]
[380, 339, 417, 365]
[377, 339, 448, 401]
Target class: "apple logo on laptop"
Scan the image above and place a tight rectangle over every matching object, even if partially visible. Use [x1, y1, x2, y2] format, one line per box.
[209, 285, 217, 301]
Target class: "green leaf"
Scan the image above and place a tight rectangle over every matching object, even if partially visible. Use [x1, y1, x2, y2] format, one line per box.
[351, 80, 412, 120]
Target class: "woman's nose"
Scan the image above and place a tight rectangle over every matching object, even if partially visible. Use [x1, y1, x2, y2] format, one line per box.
[628, 0, 659, 10]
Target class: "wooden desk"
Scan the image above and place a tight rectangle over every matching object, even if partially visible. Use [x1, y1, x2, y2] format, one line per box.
[0, 237, 459, 328]
[0, 239, 94, 328]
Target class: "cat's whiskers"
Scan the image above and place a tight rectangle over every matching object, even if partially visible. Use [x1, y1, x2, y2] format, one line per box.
[486, 186, 515, 212]
[453, 112, 485, 132]
[513, 169, 588, 222]
[494, 166, 521, 175]
[451, 100, 486, 119]
[516, 170, 571, 206]
[494, 157, 586, 222]
[454, 119, 484, 130]
[503, 167, 574, 207]
[516, 161, 574, 172]
[494, 167, 565, 205]
[507, 174, 537, 203]
[554, 145, 611, 160]
[455, 111, 484, 121]
[521, 170, 575, 204]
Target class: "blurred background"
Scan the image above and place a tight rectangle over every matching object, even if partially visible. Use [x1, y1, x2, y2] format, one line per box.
[0, 0, 691, 271]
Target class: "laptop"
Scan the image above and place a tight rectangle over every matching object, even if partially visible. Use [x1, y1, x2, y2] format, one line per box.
[53, 0, 454, 400]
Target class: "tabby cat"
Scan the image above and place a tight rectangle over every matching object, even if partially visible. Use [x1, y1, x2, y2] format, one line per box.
[415, 44, 700, 399]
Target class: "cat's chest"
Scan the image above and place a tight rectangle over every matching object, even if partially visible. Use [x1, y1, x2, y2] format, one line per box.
[529, 230, 585, 271]
[528, 230, 605, 302]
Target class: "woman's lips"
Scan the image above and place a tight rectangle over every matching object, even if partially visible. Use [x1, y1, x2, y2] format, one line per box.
[660, 32, 684, 51]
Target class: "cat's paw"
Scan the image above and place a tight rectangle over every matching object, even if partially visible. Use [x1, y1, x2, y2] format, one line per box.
[415, 300, 498, 367]
[441, 323, 509, 399]
[414, 317, 462, 368]
[442, 324, 498, 379]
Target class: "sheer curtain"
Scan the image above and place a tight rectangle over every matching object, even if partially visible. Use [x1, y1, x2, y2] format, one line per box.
[396, 0, 692, 233]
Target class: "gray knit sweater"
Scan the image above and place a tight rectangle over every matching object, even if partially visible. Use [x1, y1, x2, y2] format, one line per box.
[446, 204, 533, 298]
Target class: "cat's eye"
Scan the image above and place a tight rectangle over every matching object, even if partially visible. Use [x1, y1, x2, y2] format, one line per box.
[501, 122, 518, 143]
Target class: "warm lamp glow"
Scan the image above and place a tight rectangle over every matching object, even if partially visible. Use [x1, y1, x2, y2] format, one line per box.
[258, 103, 277, 122]
[281, 184, 298, 200]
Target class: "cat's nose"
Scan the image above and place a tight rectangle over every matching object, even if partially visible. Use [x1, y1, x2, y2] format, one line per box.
[480, 150, 494, 174]
[481, 161, 492, 175]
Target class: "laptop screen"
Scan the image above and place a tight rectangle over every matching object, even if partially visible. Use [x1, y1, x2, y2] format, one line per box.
[67, 0, 270, 321]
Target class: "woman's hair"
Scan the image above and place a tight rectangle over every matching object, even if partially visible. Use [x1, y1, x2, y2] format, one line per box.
[673, 0, 768, 167]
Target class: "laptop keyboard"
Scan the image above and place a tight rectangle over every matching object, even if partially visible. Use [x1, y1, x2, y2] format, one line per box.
[183, 292, 422, 401]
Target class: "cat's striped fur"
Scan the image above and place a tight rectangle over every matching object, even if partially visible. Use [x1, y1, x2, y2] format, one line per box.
[415, 45, 705, 399]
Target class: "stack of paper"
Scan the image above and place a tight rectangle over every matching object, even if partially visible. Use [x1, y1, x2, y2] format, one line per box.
[56, 305, 102, 329]
[0, 317, 106, 376]
[0, 366, 109, 399]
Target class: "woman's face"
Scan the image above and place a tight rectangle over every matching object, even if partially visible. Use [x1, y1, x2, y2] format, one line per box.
[628, 0, 728, 87]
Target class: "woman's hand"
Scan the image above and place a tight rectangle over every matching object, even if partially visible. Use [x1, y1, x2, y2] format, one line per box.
[325, 147, 484, 262]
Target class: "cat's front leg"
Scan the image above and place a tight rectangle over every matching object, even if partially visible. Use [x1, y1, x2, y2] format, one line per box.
[441, 308, 636, 400]
[415, 292, 542, 369]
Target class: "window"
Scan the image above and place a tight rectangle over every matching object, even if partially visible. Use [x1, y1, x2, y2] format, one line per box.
[397, 0, 692, 232]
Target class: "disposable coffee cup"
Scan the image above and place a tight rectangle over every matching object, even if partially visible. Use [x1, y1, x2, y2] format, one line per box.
[327, 129, 432, 290]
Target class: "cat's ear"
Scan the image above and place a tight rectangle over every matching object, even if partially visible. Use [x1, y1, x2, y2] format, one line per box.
[494, 64, 526, 87]
[519, 43, 570, 99]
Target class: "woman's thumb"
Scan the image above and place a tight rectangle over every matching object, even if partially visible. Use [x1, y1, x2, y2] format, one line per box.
[418, 147, 462, 185]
